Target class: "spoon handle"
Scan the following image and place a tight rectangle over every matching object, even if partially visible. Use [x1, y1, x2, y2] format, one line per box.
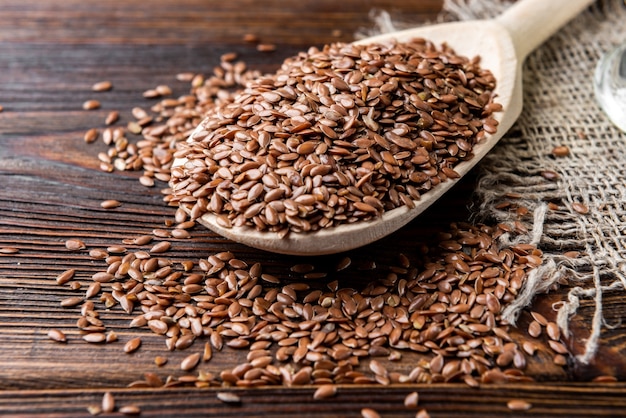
[495, 0, 595, 61]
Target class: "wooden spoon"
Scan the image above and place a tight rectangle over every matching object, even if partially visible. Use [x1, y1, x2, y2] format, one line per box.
[179, 0, 594, 256]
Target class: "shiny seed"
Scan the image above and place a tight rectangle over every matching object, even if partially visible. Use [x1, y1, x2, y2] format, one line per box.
[83, 99, 101, 110]
[101, 392, 115, 413]
[124, 337, 142, 353]
[507, 399, 532, 411]
[101, 199, 122, 209]
[48, 329, 67, 343]
[92, 81, 113, 92]
[180, 352, 201, 371]
[313, 384, 337, 400]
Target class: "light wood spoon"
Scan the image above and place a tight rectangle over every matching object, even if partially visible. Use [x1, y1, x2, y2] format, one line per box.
[178, 0, 594, 255]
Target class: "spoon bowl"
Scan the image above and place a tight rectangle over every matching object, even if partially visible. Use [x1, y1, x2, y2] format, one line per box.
[177, 0, 593, 255]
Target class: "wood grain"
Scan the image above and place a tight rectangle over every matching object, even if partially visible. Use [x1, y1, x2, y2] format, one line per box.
[2, 0, 626, 416]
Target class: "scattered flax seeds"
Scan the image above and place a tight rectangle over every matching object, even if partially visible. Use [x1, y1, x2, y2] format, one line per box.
[51, 44, 580, 401]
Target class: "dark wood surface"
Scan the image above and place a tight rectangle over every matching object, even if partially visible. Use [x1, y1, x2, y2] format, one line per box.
[2, 0, 626, 416]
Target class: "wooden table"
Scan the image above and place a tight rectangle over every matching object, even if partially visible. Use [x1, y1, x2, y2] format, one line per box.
[1, 0, 626, 416]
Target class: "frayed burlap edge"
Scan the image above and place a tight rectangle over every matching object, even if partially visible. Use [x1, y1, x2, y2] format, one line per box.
[364, 0, 626, 364]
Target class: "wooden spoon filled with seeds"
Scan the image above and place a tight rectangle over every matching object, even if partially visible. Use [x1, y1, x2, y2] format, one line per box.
[170, 0, 593, 255]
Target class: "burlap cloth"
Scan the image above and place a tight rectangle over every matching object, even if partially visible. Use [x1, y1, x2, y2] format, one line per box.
[365, 0, 626, 364]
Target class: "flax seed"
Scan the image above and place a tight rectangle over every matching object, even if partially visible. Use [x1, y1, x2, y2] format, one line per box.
[572, 202, 589, 214]
[124, 337, 142, 353]
[361, 408, 381, 418]
[217, 391, 241, 404]
[256, 43, 276, 52]
[83, 332, 106, 343]
[101, 392, 115, 413]
[60, 296, 84, 307]
[92, 81, 113, 92]
[83, 99, 101, 110]
[404, 391, 419, 408]
[48, 329, 67, 342]
[101, 199, 122, 209]
[84, 128, 99, 143]
[119, 405, 141, 415]
[507, 399, 532, 411]
[150, 241, 171, 253]
[56, 268, 76, 285]
[313, 384, 337, 400]
[65, 238, 86, 251]
[181, 352, 201, 371]
[551, 145, 570, 157]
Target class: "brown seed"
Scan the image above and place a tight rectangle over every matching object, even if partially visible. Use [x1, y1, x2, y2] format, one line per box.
[507, 399, 532, 411]
[154, 356, 168, 366]
[313, 384, 337, 400]
[82, 99, 101, 110]
[572, 202, 589, 214]
[92, 81, 113, 92]
[591, 375, 618, 383]
[548, 339, 569, 355]
[89, 248, 109, 259]
[217, 391, 241, 404]
[0, 247, 19, 254]
[87, 405, 102, 416]
[119, 405, 141, 415]
[180, 352, 201, 371]
[102, 392, 115, 413]
[92, 272, 115, 283]
[150, 241, 171, 253]
[84, 128, 99, 143]
[546, 322, 561, 341]
[100, 199, 122, 209]
[124, 337, 142, 353]
[65, 238, 86, 251]
[415, 409, 431, 418]
[133, 235, 153, 245]
[60, 296, 84, 307]
[48, 329, 67, 343]
[551, 145, 570, 157]
[243, 33, 259, 43]
[56, 268, 76, 285]
[527, 320, 542, 338]
[361, 408, 381, 418]
[85, 282, 101, 298]
[530, 311, 548, 326]
[404, 391, 419, 408]
[256, 43, 276, 52]
[105, 110, 120, 125]
[83, 333, 107, 343]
